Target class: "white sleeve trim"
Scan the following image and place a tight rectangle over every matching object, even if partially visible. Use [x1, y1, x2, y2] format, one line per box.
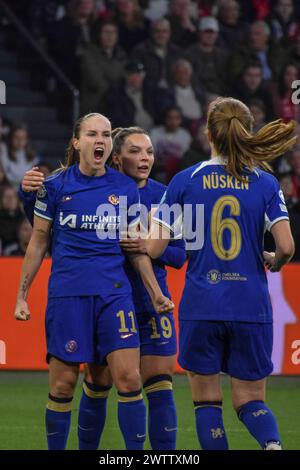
[34, 210, 53, 221]
[266, 215, 289, 232]
[152, 217, 172, 232]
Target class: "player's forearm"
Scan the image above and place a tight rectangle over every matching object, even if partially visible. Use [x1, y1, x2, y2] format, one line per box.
[18, 186, 35, 225]
[158, 244, 186, 269]
[17, 238, 48, 300]
[274, 245, 295, 270]
[128, 253, 164, 301]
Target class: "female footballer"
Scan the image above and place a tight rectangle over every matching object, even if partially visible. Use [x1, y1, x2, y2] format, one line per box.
[147, 97, 296, 450]
[14, 113, 173, 451]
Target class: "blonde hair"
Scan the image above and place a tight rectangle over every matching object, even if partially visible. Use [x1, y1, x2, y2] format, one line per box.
[207, 96, 297, 179]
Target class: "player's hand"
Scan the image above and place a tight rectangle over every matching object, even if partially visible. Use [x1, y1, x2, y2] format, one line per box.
[263, 251, 279, 272]
[152, 295, 175, 314]
[22, 167, 44, 192]
[14, 299, 31, 321]
[120, 237, 147, 254]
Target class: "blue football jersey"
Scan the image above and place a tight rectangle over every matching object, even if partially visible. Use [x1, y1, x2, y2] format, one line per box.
[124, 178, 186, 313]
[34, 164, 140, 298]
[153, 157, 289, 323]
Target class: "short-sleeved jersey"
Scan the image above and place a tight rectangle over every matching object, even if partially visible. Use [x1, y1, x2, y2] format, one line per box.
[153, 157, 289, 323]
[124, 178, 185, 313]
[34, 164, 140, 298]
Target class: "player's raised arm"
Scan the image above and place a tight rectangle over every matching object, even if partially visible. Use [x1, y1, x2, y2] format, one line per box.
[14, 215, 51, 321]
[264, 220, 295, 272]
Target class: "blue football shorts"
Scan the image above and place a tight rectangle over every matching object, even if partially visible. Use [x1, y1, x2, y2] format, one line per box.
[178, 320, 273, 380]
[136, 310, 177, 357]
[45, 293, 140, 365]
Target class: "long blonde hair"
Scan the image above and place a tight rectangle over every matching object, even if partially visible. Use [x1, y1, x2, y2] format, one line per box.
[207, 97, 297, 179]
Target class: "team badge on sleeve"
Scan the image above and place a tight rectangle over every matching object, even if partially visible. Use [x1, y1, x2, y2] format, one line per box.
[37, 185, 47, 199]
[108, 194, 119, 205]
[279, 190, 286, 204]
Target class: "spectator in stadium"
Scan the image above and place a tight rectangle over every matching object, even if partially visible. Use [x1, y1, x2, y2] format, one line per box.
[15, 112, 173, 451]
[107, 60, 155, 129]
[228, 20, 285, 85]
[111, 0, 150, 54]
[27, 0, 68, 47]
[48, 0, 98, 86]
[238, 0, 271, 22]
[0, 184, 24, 253]
[131, 18, 183, 89]
[142, 0, 169, 21]
[267, 0, 299, 46]
[0, 115, 11, 142]
[278, 171, 298, 210]
[180, 122, 211, 170]
[287, 32, 300, 70]
[289, 197, 300, 261]
[185, 16, 228, 95]
[166, 0, 197, 49]
[3, 217, 33, 256]
[155, 59, 205, 135]
[80, 20, 127, 115]
[248, 99, 267, 132]
[197, 0, 220, 18]
[150, 106, 192, 182]
[271, 62, 300, 123]
[217, 0, 249, 51]
[147, 96, 296, 450]
[288, 146, 300, 197]
[0, 125, 39, 187]
[0, 161, 9, 187]
[233, 62, 275, 121]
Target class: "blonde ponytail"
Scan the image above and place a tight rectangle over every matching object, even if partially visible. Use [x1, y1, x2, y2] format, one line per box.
[208, 97, 298, 179]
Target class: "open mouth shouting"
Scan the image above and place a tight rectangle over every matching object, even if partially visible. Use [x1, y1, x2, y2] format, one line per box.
[94, 147, 105, 162]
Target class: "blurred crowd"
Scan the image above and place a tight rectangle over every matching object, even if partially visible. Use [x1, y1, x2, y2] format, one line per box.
[1, 0, 300, 260]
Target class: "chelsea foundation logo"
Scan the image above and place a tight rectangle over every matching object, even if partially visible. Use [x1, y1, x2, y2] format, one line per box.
[108, 194, 119, 205]
[207, 269, 221, 285]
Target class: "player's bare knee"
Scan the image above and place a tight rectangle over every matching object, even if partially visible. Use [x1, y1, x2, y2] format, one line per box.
[50, 378, 77, 398]
[188, 373, 222, 402]
[231, 378, 265, 411]
[116, 368, 141, 393]
[84, 365, 112, 388]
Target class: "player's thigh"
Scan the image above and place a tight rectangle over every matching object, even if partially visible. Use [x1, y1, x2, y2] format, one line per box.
[106, 347, 141, 392]
[178, 320, 225, 375]
[96, 294, 140, 366]
[231, 377, 266, 411]
[187, 372, 223, 402]
[48, 356, 80, 397]
[226, 322, 273, 381]
[140, 354, 177, 383]
[84, 363, 112, 388]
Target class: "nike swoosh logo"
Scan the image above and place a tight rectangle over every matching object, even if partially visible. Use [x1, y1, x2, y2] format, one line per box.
[164, 427, 177, 432]
[120, 333, 134, 339]
[136, 434, 146, 438]
[47, 432, 59, 436]
[78, 425, 94, 431]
